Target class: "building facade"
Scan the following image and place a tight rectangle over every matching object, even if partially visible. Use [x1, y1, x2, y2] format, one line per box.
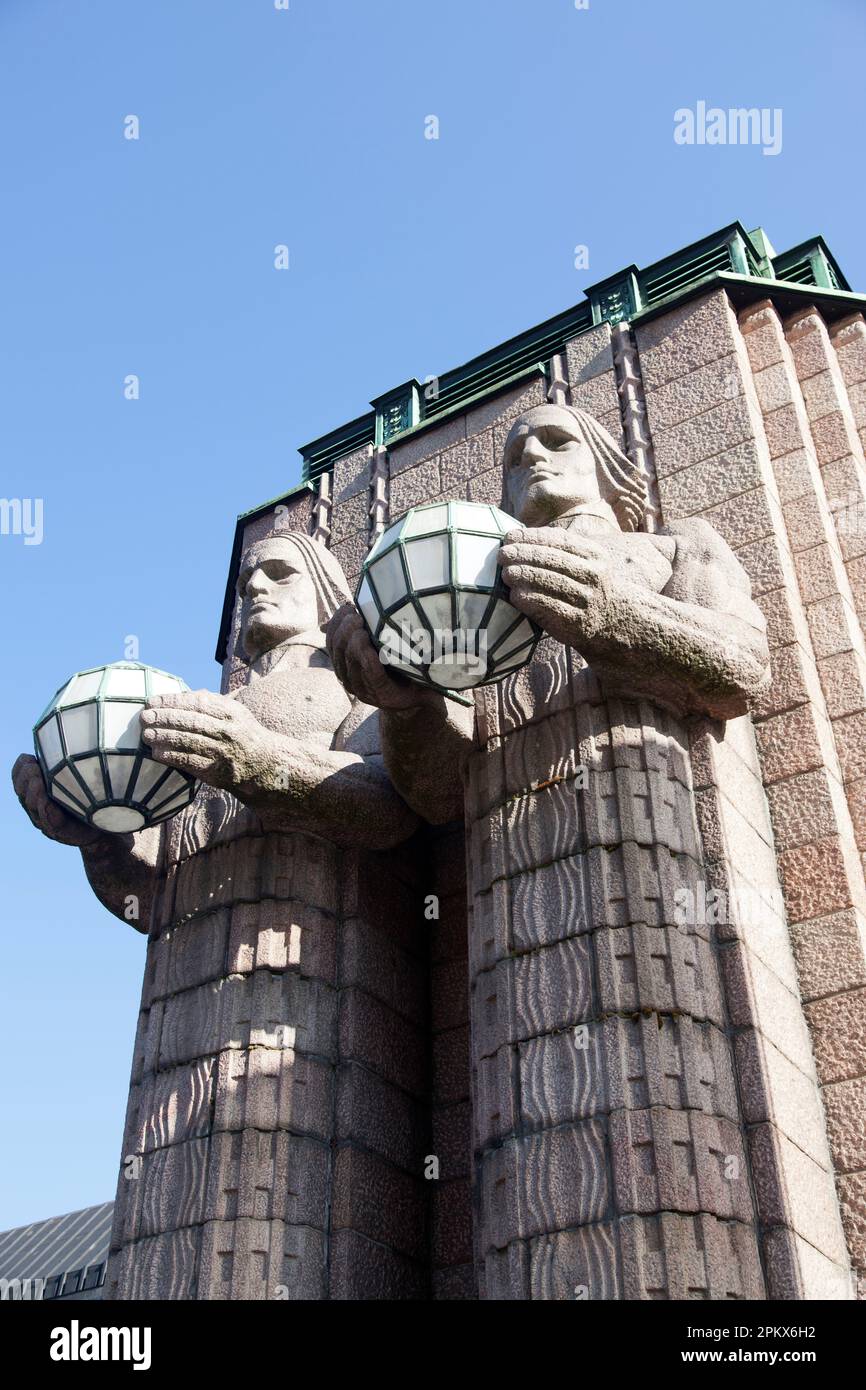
[108, 223, 866, 1299]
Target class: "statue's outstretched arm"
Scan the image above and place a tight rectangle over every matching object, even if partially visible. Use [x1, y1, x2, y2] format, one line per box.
[500, 520, 770, 721]
[139, 690, 421, 851]
[326, 603, 474, 825]
[11, 753, 161, 932]
[79, 823, 162, 931]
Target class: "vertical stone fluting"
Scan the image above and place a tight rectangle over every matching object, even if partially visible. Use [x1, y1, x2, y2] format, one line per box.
[633, 288, 854, 1295]
[731, 298, 866, 1294]
[310, 471, 332, 546]
[369, 443, 389, 544]
[611, 321, 662, 531]
[546, 352, 569, 408]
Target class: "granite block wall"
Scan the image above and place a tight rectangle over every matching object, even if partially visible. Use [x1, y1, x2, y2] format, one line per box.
[637, 289, 866, 1295]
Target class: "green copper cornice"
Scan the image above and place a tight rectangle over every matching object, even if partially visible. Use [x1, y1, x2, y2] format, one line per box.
[296, 222, 863, 487]
[216, 221, 865, 661]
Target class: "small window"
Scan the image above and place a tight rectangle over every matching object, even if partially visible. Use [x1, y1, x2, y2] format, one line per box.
[82, 1263, 105, 1291]
[43, 1275, 63, 1300]
[62, 1268, 84, 1296]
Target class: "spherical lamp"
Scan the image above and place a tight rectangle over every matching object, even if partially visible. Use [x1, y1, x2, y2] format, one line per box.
[355, 501, 541, 691]
[33, 662, 197, 833]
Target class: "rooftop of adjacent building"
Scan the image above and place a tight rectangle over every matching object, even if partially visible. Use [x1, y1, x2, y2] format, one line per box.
[0, 1201, 112, 1301]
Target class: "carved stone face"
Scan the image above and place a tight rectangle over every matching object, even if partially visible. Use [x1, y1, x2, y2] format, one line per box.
[503, 404, 603, 526]
[237, 538, 321, 660]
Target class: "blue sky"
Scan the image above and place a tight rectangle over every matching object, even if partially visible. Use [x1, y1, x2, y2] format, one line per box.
[0, 0, 863, 1229]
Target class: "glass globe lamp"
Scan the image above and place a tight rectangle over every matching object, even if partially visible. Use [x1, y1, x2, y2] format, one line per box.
[355, 501, 541, 691]
[33, 662, 198, 833]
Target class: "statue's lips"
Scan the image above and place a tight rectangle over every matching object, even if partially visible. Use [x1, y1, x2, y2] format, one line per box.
[248, 601, 277, 615]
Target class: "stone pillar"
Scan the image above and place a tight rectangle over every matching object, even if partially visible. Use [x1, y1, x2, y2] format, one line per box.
[428, 823, 475, 1299]
[465, 645, 766, 1300]
[831, 313, 866, 461]
[103, 807, 430, 1300]
[633, 288, 855, 1295]
[734, 300, 866, 1294]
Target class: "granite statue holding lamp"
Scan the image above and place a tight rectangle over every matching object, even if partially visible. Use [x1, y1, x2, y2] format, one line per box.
[327, 402, 773, 1298]
[12, 531, 420, 1298]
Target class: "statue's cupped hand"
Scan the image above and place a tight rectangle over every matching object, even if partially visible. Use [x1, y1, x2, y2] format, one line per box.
[12, 753, 103, 847]
[325, 603, 438, 712]
[140, 690, 280, 797]
[499, 527, 622, 650]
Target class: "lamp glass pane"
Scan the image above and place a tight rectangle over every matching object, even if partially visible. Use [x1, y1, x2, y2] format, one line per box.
[151, 792, 193, 821]
[74, 756, 108, 801]
[380, 604, 424, 668]
[92, 806, 146, 832]
[369, 547, 407, 610]
[60, 703, 98, 754]
[491, 507, 519, 534]
[107, 754, 138, 800]
[105, 667, 146, 698]
[419, 592, 454, 631]
[102, 703, 144, 751]
[404, 504, 447, 537]
[58, 671, 103, 706]
[453, 502, 500, 535]
[388, 654, 426, 677]
[149, 673, 185, 697]
[428, 658, 485, 689]
[454, 533, 498, 588]
[131, 758, 169, 802]
[493, 644, 535, 674]
[494, 617, 536, 658]
[54, 765, 91, 806]
[366, 520, 402, 561]
[150, 771, 189, 809]
[491, 658, 522, 677]
[389, 600, 421, 635]
[51, 783, 86, 815]
[458, 592, 492, 631]
[405, 535, 450, 591]
[37, 716, 63, 769]
[356, 576, 380, 632]
[486, 599, 522, 647]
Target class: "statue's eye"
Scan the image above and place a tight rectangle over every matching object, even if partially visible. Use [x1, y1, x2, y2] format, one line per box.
[540, 430, 572, 450]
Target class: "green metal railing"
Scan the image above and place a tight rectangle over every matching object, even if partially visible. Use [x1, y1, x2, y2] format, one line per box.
[299, 222, 857, 484]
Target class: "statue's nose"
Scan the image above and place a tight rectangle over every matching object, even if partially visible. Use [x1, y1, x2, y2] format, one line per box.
[246, 568, 269, 597]
[522, 438, 548, 464]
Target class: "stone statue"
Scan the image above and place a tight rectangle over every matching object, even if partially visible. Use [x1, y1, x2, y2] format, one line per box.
[327, 403, 775, 1299]
[12, 532, 421, 1299]
[328, 403, 770, 823]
